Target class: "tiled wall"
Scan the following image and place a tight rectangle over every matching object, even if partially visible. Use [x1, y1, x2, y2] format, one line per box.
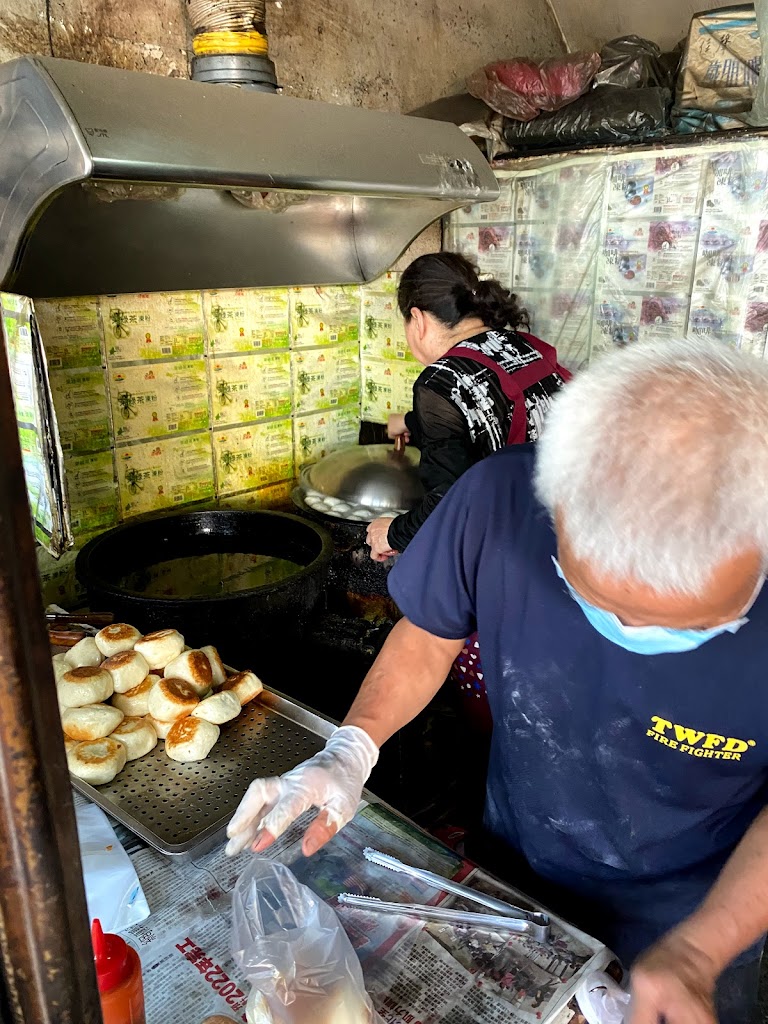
[34, 272, 421, 606]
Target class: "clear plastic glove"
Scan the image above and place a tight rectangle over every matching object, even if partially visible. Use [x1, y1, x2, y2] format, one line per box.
[225, 725, 379, 858]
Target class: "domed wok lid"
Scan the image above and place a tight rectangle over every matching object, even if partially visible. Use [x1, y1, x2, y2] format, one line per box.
[300, 438, 423, 516]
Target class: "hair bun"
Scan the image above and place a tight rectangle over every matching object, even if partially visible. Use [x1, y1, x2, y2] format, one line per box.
[397, 251, 527, 332]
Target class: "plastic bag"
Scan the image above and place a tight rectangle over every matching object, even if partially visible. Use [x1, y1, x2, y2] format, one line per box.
[467, 51, 600, 121]
[670, 105, 744, 133]
[76, 802, 150, 933]
[231, 858, 372, 1024]
[501, 86, 671, 152]
[576, 970, 631, 1024]
[594, 35, 676, 90]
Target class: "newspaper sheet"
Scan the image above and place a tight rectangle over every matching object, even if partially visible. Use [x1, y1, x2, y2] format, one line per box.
[95, 797, 613, 1024]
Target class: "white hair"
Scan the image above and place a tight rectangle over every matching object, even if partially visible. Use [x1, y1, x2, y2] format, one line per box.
[534, 338, 768, 595]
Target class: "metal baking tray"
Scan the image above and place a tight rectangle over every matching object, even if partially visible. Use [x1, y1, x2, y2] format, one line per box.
[72, 686, 335, 859]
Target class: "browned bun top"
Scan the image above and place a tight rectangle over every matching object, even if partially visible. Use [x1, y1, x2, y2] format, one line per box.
[101, 623, 137, 641]
[66, 666, 105, 680]
[124, 676, 154, 697]
[112, 717, 145, 735]
[221, 671, 246, 691]
[187, 651, 212, 686]
[167, 717, 201, 744]
[103, 651, 138, 669]
[143, 629, 177, 641]
[75, 738, 124, 765]
[160, 678, 198, 702]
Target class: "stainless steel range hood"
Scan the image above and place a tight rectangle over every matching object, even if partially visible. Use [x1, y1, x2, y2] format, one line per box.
[0, 57, 498, 298]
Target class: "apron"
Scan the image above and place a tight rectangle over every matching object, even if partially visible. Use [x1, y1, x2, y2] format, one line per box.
[446, 334, 569, 734]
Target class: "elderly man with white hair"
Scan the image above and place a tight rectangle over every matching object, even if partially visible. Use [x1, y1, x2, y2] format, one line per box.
[228, 338, 768, 1022]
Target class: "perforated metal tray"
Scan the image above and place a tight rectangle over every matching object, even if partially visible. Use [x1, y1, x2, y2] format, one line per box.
[71, 687, 335, 858]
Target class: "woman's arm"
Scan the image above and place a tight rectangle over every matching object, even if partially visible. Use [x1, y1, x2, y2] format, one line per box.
[387, 387, 474, 552]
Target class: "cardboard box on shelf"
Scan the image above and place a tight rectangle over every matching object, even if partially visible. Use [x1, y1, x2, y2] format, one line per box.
[102, 292, 204, 364]
[204, 288, 290, 354]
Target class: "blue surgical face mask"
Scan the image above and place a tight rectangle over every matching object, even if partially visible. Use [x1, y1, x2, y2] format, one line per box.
[552, 557, 762, 655]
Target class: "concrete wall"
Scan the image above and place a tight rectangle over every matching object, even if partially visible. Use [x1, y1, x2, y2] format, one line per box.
[0, 0, 565, 108]
[0, 0, 565, 267]
[549, 0, 748, 54]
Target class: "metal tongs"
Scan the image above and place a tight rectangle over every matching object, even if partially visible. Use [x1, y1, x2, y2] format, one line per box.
[337, 847, 550, 943]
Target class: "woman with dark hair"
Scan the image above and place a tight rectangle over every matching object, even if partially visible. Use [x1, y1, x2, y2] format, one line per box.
[365, 252, 571, 737]
[366, 251, 571, 561]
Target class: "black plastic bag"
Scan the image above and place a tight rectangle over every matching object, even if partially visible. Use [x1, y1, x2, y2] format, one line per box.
[594, 35, 676, 90]
[501, 86, 671, 152]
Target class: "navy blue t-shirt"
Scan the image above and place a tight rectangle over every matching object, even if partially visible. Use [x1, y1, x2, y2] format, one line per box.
[388, 445, 768, 962]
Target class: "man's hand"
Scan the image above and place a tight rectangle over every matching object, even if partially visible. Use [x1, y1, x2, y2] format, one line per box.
[367, 516, 398, 562]
[225, 725, 378, 858]
[387, 413, 410, 441]
[630, 932, 718, 1024]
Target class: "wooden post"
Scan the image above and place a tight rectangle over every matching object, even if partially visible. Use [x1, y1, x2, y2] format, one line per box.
[0, 335, 102, 1021]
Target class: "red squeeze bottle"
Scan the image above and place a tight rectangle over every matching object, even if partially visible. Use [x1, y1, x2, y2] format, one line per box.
[92, 918, 146, 1024]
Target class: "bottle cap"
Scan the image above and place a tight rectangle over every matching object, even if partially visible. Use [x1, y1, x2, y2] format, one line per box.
[91, 918, 133, 993]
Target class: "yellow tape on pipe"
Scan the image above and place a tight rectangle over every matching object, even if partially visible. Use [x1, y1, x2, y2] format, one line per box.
[192, 30, 268, 56]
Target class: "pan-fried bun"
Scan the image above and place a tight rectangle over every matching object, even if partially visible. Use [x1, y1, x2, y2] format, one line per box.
[145, 715, 174, 740]
[58, 667, 113, 708]
[134, 629, 184, 669]
[111, 717, 158, 760]
[200, 645, 227, 686]
[163, 650, 212, 696]
[65, 636, 103, 669]
[147, 677, 199, 722]
[221, 670, 263, 706]
[112, 674, 159, 717]
[62, 703, 124, 741]
[103, 650, 150, 693]
[165, 717, 219, 762]
[68, 737, 127, 785]
[191, 690, 241, 725]
[94, 622, 142, 657]
[52, 653, 70, 683]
